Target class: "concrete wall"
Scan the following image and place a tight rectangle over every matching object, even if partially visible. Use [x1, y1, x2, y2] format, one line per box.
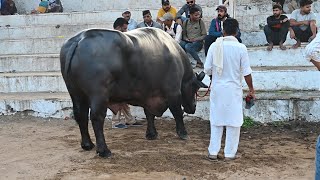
[12, 0, 320, 34]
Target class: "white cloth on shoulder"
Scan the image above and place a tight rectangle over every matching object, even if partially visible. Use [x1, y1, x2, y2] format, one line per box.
[305, 32, 320, 62]
[213, 36, 239, 76]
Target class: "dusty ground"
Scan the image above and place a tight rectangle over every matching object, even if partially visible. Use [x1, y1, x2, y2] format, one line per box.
[0, 114, 319, 180]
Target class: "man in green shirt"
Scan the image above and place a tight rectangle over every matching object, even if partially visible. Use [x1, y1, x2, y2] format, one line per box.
[179, 7, 206, 68]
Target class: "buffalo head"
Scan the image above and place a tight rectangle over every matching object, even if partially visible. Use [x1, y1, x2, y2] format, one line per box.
[181, 71, 208, 114]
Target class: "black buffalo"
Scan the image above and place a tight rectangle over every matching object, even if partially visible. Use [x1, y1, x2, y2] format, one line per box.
[60, 27, 206, 158]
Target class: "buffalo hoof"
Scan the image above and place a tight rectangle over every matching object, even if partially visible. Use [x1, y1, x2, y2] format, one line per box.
[177, 130, 189, 140]
[96, 149, 112, 158]
[146, 131, 158, 140]
[81, 142, 95, 151]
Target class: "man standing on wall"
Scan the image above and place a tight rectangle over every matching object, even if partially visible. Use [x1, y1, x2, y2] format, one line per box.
[204, 18, 255, 161]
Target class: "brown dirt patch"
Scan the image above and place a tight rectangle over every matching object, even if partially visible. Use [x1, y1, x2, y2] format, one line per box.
[0, 115, 318, 179]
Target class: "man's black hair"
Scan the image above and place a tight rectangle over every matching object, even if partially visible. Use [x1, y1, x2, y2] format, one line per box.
[189, 7, 200, 14]
[223, 18, 239, 36]
[300, 0, 313, 7]
[113, 17, 128, 29]
[273, 4, 283, 10]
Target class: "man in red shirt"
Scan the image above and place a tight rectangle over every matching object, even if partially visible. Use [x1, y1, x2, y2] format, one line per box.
[264, 4, 290, 51]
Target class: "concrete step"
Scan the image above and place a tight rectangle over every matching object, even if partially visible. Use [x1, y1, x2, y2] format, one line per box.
[0, 24, 113, 40]
[1, 91, 319, 122]
[0, 54, 60, 72]
[0, 46, 313, 72]
[0, 10, 214, 28]
[0, 67, 319, 93]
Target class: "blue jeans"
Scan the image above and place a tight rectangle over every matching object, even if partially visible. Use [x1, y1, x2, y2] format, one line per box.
[179, 40, 203, 62]
[316, 135, 320, 180]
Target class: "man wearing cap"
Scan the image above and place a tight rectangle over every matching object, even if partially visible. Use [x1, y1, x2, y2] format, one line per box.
[204, 5, 242, 56]
[162, 12, 182, 43]
[137, 10, 162, 29]
[157, 0, 177, 24]
[122, 10, 138, 31]
[176, 0, 202, 25]
[264, 4, 290, 51]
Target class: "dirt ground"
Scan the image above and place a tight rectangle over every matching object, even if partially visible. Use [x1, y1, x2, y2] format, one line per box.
[0, 114, 319, 180]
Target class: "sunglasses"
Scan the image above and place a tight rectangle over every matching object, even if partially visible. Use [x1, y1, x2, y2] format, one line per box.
[187, 1, 194, 4]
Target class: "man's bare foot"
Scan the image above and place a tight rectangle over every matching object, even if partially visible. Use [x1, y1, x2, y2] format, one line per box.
[292, 41, 301, 49]
[279, 44, 287, 50]
[267, 43, 273, 51]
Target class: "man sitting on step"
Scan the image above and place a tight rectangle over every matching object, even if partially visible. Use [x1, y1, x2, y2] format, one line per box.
[289, 0, 317, 49]
[179, 7, 206, 68]
[264, 4, 290, 51]
[0, 0, 17, 15]
[137, 10, 162, 29]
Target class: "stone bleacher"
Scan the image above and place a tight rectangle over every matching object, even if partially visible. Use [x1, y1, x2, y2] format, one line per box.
[0, 11, 319, 122]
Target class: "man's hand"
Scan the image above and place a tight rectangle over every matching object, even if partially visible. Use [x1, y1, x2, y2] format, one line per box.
[282, 18, 288, 23]
[247, 89, 256, 100]
[189, 38, 196, 42]
[176, 18, 183, 25]
[303, 20, 310, 25]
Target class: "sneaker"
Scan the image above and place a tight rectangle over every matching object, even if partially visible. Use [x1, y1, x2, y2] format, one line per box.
[112, 123, 128, 129]
[126, 122, 143, 127]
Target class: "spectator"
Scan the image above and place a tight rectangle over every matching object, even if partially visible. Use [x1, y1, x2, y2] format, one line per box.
[157, 0, 177, 24]
[112, 18, 143, 129]
[204, 18, 255, 162]
[122, 10, 138, 31]
[179, 7, 206, 68]
[31, 0, 63, 14]
[137, 10, 162, 29]
[0, 0, 17, 15]
[289, 0, 317, 49]
[113, 17, 129, 32]
[204, 5, 241, 56]
[264, 4, 290, 51]
[163, 12, 182, 43]
[304, 32, 320, 70]
[47, 0, 63, 13]
[176, 0, 202, 25]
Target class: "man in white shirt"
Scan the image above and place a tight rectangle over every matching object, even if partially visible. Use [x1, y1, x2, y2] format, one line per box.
[122, 10, 137, 31]
[204, 18, 255, 161]
[289, 0, 317, 49]
[162, 12, 182, 43]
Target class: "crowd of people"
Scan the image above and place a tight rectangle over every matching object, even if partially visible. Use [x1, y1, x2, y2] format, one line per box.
[0, 0, 63, 15]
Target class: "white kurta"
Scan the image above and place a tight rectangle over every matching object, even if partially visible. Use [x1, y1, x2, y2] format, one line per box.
[204, 39, 252, 127]
[305, 32, 320, 62]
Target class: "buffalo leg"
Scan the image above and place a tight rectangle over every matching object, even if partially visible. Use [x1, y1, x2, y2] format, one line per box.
[70, 94, 95, 151]
[144, 108, 158, 140]
[168, 97, 188, 140]
[90, 98, 111, 158]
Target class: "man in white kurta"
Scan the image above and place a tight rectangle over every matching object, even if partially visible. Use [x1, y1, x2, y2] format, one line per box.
[304, 32, 320, 71]
[204, 18, 255, 160]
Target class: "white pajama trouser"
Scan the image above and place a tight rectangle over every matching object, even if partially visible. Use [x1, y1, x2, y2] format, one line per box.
[208, 125, 241, 158]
